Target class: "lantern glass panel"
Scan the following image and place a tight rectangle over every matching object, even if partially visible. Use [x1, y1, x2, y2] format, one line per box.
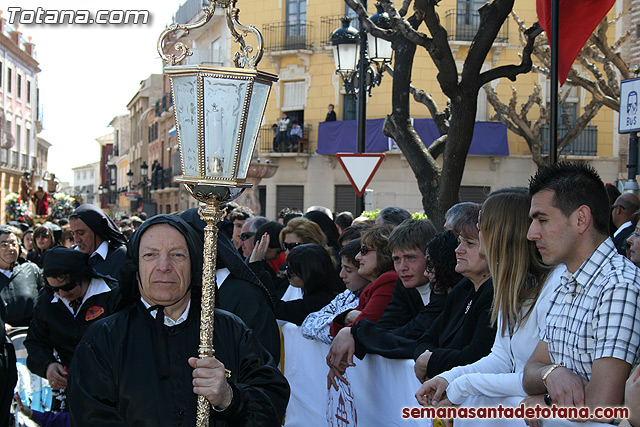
[237, 81, 271, 179]
[367, 33, 393, 63]
[332, 43, 359, 74]
[172, 75, 199, 176]
[203, 77, 249, 179]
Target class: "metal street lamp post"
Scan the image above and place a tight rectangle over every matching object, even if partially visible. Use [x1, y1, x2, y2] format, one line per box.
[140, 161, 149, 202]
[126, 169, 134, 191]
[157, 1, 277, 424]
[331, 2, 392, 214]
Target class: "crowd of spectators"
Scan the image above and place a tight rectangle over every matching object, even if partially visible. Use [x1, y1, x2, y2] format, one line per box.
[1, 160, 640, 426]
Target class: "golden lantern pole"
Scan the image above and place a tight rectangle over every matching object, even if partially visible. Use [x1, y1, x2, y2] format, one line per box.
[158, 1, 276, 425]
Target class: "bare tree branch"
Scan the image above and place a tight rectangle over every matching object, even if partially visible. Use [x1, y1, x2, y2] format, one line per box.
[478, 23, 542, 86]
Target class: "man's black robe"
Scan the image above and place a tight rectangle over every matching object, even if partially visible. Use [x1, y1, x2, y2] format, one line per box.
[68, 302, 290, 427]
[0, 260, 43, 326]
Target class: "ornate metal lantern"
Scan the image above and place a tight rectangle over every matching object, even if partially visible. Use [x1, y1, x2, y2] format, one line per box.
[157, 1, 277, 425]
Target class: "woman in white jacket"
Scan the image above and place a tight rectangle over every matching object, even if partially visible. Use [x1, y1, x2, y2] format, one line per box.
[415, 188, 563, 426]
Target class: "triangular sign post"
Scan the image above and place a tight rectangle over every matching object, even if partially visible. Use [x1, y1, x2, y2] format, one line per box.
[336, 153, 386, 197]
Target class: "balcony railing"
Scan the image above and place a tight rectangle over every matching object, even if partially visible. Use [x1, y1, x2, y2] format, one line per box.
[443, 9, 508, 43]
[540, 125, 598, 156]
[263, 22, 313, 52]
[320, 15, 359, 47]
[257, 124, 312, 153]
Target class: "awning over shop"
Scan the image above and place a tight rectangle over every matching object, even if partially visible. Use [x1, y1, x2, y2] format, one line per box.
[169, 126, 177, 138]
[316, 118, 509, 156]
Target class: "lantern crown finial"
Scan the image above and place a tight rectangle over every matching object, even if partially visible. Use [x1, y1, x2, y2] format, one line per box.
[157, 0, 264, 69]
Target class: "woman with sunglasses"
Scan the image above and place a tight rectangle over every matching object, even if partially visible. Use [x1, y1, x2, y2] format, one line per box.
[280, 217, 336, 265]
[24, 246, 120, 411]
[329, 226, 397, 337]
[275, 243, 344, 325]
[415, 188, 563, 427]
[27, 223, 59, 268]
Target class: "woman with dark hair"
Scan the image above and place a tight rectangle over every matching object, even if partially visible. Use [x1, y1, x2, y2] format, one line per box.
[24, 246, 120, 411]
[276, 243, 344, 325]
[27, 223, 59, 268]
[425, 231, 463, 295]
[329, 226, 397, 336]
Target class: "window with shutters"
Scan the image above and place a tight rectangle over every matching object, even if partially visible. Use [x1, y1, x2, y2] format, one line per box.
[282, 80, 306, 111]
[277, 185, 304, 214]
[458, 185, 490, 204]
[335, 185, 357, 214]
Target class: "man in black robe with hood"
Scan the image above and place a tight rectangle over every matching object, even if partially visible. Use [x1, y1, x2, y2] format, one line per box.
[69, 204, 127, 280]
[68, 214, 289, 426]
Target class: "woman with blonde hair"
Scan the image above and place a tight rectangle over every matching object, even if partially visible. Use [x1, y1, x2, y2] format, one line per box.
[280, 217, 336, 264]
[415, 188, 563, 426]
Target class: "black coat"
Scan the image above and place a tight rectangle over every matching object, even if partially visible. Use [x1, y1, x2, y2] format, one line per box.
[218, 274, 281, 361]
[0, 298, 17, 427]
[68, 302, 290, 427]
[24, 279, 120, 378]
[351, 290, 447, 359]
[413, 277, 496, 379]
[613, 224, 633, 255]
[89, 244, 127, 280]
[0, 261, 43, 326]
[375, 279, 426, 330]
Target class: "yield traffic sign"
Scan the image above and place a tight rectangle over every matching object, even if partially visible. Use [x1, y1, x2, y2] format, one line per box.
[336, 153, 386, 197]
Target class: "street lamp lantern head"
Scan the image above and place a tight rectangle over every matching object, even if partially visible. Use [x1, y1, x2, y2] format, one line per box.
[158, 0, 278, 205]
[126, 169, 134, 185]
[367, 4, 393, 64]
[140, 161, 149, 177]
[330, 18, 360, 78]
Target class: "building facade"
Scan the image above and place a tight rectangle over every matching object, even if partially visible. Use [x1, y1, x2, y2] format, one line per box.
[165, 0, 624, 218]
[72, 162, 100, 207]
[0, 17, 46, 221]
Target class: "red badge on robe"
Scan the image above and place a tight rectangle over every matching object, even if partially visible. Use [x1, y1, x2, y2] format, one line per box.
[85, 306, 105, 321]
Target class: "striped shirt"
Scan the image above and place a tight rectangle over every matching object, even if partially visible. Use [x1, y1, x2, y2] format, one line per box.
[544, 238, 640, 380]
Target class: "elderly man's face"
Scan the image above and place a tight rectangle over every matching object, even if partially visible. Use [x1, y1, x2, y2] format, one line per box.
[69, 217, 104, 254]
[138, 224, 192, 308]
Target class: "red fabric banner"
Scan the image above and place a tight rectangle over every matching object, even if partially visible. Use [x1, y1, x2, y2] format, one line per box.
[536, 0, 615, 85]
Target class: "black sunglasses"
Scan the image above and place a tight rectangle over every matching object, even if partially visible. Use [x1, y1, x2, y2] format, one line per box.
[282, 241, 301, 251]
[239, 231, 256, 242]
[360, 244, 376, 256]
[45, 280, 79, 294]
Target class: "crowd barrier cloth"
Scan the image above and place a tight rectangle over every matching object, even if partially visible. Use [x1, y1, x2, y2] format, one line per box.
[281, 322, 424, 426]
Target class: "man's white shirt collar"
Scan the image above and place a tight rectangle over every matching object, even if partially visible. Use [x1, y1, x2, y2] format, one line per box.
[613, 220, 632, 238]
[142, 298, 191, 326]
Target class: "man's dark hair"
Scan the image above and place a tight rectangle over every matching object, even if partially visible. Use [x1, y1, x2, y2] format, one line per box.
[529, 161, 609, 236]
[278, 207, 303, 225]
[339, 238, 362, 267]
[377, 206, 411, 227]
[335, 211, 353, 231]
[388, 219, 437, 253]
[338, 224, 369, 247]
[229, 206, 254, 222]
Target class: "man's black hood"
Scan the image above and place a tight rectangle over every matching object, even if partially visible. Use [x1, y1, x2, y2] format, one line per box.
[117, 214, 203, 309]
[70, 204, 126, 246]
